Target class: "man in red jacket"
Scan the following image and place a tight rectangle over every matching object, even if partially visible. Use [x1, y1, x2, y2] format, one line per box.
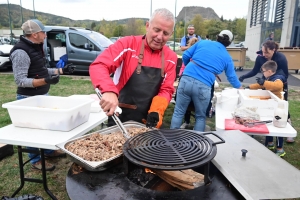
[89, 8, 177, 128]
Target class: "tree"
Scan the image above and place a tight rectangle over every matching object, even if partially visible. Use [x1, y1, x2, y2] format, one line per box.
[91, 21, 96, 30]
[206, 20, 225, 39]
[190, 14, 205, 38]
[235, 18, 246, 41]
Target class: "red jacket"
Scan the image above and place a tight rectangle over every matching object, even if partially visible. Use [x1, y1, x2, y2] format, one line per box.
[89, 35, 177, 102]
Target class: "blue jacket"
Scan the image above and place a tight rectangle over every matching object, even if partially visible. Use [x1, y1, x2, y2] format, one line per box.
[243, 51, 288, 79]
[182, 40, 241, 88]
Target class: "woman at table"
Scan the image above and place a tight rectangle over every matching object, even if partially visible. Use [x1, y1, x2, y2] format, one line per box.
[238, 40, 294, 143]
[170, 30, 242, 131]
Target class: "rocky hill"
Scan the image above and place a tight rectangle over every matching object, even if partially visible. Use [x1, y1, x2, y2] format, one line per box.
[0, 4, 219, 28]
[177, 6, 220, 22]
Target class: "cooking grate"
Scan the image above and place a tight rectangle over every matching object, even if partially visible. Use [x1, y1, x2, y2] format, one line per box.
[123, 129, 224, 170]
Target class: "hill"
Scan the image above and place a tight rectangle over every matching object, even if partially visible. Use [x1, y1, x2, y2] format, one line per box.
[177, 6, 220, 22]
[0, 4, 219, 29]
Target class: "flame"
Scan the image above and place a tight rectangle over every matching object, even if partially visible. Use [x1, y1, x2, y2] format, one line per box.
[145, 168, 155, 174]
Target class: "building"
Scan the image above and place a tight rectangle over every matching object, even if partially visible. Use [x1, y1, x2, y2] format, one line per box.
[245, 0, 300, 60]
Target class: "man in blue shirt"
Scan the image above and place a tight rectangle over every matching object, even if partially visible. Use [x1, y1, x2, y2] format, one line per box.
[180, 25, 201, 51]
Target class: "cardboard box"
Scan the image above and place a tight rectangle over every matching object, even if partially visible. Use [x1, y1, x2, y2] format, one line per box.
[238, 89, 286, 117]
[2, 96, 94, 131]
[54, 47, 66, 61]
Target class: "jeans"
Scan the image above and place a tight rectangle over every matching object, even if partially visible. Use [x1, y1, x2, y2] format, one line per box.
[16, 93, 53, 164]
[265, 136, 283, 149]
[170, 75, 211, 131]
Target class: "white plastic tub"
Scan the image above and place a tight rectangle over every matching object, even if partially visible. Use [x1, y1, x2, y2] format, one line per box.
[2, 95, 94, 131]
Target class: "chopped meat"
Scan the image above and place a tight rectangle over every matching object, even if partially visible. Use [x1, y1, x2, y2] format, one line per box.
[66, 127, 150, 162]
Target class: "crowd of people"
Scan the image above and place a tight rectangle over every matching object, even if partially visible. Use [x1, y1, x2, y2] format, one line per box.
[9, 8, 294, 174]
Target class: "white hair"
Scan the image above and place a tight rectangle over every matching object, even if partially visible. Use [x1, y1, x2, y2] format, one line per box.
[149, 8, 175, 30]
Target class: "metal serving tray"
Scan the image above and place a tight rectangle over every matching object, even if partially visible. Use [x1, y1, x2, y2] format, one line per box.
[55, 121, 146, 171]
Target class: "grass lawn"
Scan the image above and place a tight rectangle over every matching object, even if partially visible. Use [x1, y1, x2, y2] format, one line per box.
[0, 73, 299, 199]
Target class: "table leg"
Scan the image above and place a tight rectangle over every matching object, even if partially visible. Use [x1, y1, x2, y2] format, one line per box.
[11, 146, 57, 200]
[40, 149, 57, 200]
[11, 146, 25, 197]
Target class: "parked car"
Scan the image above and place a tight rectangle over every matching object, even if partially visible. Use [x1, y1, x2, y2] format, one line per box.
[44, 26, 113, 73]
[235, 41, 245, 47]
[0, 44, 13, 70]
[167, 42, 181, 51]
[109, 37, 122, 43]
[0, 37, 11, 44]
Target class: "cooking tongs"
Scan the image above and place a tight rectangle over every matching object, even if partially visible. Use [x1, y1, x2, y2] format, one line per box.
[243, 120, 272, 128]
[95, 88, 130, 139]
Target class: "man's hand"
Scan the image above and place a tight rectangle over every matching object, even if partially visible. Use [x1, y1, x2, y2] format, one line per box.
[146, 112, 159, 128]
[256, 77, 265, 85]
[62, 63, 76, 74]
[100, 92, 119, 116]
[45, 74, 60, 85]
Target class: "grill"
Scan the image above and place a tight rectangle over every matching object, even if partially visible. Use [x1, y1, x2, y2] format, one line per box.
[123, 129, 225, 184]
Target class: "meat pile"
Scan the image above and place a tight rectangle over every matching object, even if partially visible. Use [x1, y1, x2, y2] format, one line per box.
[66, 127, 150, 162]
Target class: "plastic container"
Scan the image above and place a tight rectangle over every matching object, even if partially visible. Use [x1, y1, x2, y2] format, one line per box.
[273, 100, 288, 128]
[238, 89, 282, 117]
[2, 95, 94, 131]
[68, 94, 102, 113]
[219, 89, 239, 111]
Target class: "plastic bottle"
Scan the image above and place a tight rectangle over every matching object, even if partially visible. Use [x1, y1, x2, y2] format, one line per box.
[273, 101, 288, 128]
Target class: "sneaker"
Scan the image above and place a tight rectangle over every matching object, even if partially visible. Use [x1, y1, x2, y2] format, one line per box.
[45, 149, 66, 158]
[267, 142, 275, 150]
[286, 137, 295, 143]
[180, 122, 189, 129]
[31, 160, 55, 171]
[275, 149, 286, 157]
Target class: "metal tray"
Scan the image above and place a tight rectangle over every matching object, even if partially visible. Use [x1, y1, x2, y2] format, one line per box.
[55, 121, 146, 171]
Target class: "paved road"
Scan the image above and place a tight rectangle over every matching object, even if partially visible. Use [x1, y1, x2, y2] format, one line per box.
[218, 69, 300, 87]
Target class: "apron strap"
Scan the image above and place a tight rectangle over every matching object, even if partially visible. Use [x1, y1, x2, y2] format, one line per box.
[136, 40, 145, 74]
[136, 39, 165, 77]
[161, 50, 165, 77]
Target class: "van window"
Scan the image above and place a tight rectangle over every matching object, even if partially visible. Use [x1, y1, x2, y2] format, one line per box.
[69, 33, 99, 51]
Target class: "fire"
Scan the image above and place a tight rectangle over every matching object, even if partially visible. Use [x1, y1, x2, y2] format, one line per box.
[145, 168, 155, 174]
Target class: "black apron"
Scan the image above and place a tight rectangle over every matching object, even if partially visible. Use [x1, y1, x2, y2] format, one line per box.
[108, 39, 165, 126]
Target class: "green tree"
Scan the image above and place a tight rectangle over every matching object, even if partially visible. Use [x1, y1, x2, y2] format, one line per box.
[190, 14, 205, 38]
[235, 18, 246, 41]
[206, 20, 225, 39]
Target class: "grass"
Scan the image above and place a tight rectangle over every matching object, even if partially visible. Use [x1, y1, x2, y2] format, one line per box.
[0, 73, 299, 199]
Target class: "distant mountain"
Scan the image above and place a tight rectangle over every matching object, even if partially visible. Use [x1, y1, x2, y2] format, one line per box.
[0, 4, 219, 29]
[177, 6, 220, 22]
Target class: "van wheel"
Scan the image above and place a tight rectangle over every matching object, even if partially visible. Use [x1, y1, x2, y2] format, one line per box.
[296, 70, 299, 74]
[239, 67, 243, 71]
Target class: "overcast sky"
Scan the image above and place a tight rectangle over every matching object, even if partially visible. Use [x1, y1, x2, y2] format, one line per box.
[1, 0, 249, 21]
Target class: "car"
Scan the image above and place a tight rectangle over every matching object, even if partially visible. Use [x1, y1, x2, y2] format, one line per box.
[0, 44, 13, 70]
[235, 41, 245, 47]
[44, 26, 113, 73]
[109, 37, 122, 43]
[167, 42, 181, 51]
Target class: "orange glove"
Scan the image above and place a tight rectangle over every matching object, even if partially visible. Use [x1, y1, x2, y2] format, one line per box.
[146, 96, 169, 128]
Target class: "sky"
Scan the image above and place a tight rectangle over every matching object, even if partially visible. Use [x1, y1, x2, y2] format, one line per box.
[1, 0, 249, 21]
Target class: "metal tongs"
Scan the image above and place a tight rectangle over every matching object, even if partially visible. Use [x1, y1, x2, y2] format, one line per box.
[95, 88, 130, 139]
[243, 120, 272, 128]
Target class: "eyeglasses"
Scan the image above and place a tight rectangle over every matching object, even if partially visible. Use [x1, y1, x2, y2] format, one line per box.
[260, 69, 267, 73]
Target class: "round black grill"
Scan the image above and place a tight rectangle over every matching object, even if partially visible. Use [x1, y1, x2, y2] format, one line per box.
[123, 129, 224, 170]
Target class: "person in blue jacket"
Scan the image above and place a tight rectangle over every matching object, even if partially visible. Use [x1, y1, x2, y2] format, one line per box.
[170, 30, 242, 131]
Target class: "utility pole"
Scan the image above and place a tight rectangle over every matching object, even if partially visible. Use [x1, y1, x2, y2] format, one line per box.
[150, 0, 152, 17]
[7, 0, 13, 43]
[20, 0, 23, 24]
[183, 7, 186, 36]
[33, 0, 36, 18]
[173, 0, 177, 51]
